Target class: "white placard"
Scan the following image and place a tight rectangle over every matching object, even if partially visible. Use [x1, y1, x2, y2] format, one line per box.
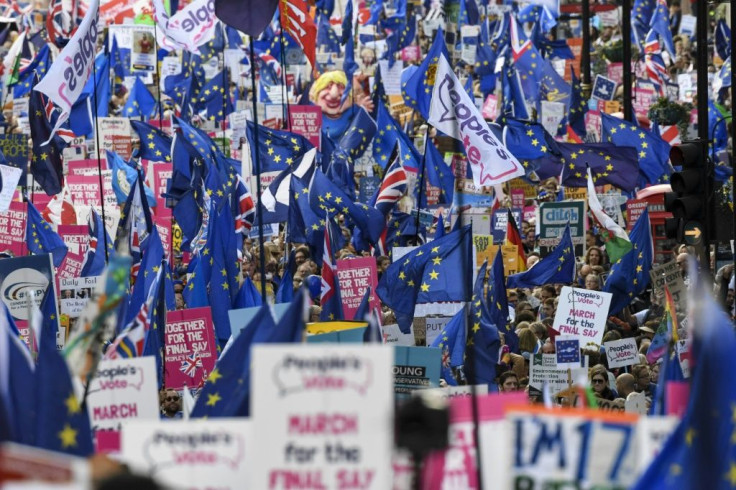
[552, 287, 612, 348]
[635, 416, 679, 473]
[121, 419, 253, 490]
[604, 337, 639, 369]
[529, 353, 585, 395]
[420, 384, 489, 400]
[86, 357, 160, 435]
[0, 164, 22, 212]
[251, 344, 394, 489]
[381, 323, 415, 346]
[377, 60, 403, 96]
[425, 316, 451, 346]
[540, 100, 566, 137]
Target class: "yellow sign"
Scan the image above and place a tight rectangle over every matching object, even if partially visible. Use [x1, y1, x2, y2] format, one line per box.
[603, 100, 620, 114]
[508, 178, 538, 198]
[306, 321, 369, 336]
[564, 187, 587, 201]
[172, 223, 182, 255]
[474, 237, 521, 276]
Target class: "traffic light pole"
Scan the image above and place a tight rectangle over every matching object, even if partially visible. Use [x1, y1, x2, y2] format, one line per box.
[695, 0, 711, 272]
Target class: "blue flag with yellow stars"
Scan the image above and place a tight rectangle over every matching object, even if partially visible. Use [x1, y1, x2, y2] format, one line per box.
[559, 142, 640, 192]
[234, 276, 263, 309]
[401, 27, 451, 118]
[35, 313, 93, 456]
[317, 12, 340, 54]
[288, 175, 322, 244]
[417, 138, 455, 208]
[502, 118, 560, 166]
[633, 282, 736, 490]
[507, 224, 575, 289]
[29, 74, 67, 196]
[603, 208, 653, 315]
[373, 103, 421, 170]
[384, 211, 427, 250]
[464, 260, 501, 389]
[371, 63, 389, 119]
[13, 44, 50, 98]
[194, 70, 233, 123]
[601, 113, 671, 186]
[123, 76, 156, 118]
[309, 169, 386, 244]
[245, 120, 314, 174]
[26, 201, 67, 267]
[430, 306, 467, 386]
[566, 66, 588, 138]
[336, 107, 376, 161]
[123, 226, 167, 326]
[141, 266, 169, 388]
[376, 224, 473, 333]
[131, 120, 172, 162]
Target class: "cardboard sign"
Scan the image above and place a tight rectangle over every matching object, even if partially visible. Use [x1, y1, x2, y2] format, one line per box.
[507, 407, 639, 488]
[626, 199, 648, 231]
[59, 276, 99, 318]
[394, 346, 441, 399]
[552, 287, 613, 347]
[57, 225, 88, 257]
[121, 419, 253, 490]
[491, 208, 522, 244]
[555, 337, 581, 367]
[591, 74, 617, 101]
[0, 201, 27, 258]
[604, 337, 639, 368]
[648, 261, 687, 314]
[251, 345, 394, 490]
[538, 201, 586, 257]
[164, 307, 217, 390]
[86, 357, 160, 436]
[529, 354, 585, 395]
[0, 165, 22, 212]
[288, 105, 322, 149]
[425, 317, 451, 346]
[0, 135, 29, 181]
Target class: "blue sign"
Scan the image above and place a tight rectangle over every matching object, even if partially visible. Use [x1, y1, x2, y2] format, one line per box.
[307, 327, 367, 343]
[358, 176, 381, 204]
[394, 346, 441, 400]
[592, 75, 617, 101]
[556, 338, 581, 365]
[491, 207, 522, 244]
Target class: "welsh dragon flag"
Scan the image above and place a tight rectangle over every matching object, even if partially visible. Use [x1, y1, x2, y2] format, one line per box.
[586, 167, 632, 264]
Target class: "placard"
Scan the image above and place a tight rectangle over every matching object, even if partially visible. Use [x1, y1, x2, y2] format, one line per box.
[591, 74, 617, 101]
[164, 307, 218, 390]
[529, 353, 585, 395]
[538, 201, 586, 257]
[0, 164, 22, 212]
[626, 199, 648, 231]
[0, 200, 27, 258]
[288, 105, 322, 149]
[425, 316, 451, 346]
[251, 344, 393, 490]
[555, 336, 581, 368]
[393, 345, 441, 399]
[648, 261, 687, 314]
[377, 60, 403, 95]
[490, 208, 522, 244]
[86, 357, 160, 436]
[552, 287, 612, 347]
[121, 419, 253, 490]
[59, 276, 99, 318]
[336, 257, 379, 319]
[604, 337, 639, 368]
[507, 407, 639, 488]
[0, 134, 29, 181]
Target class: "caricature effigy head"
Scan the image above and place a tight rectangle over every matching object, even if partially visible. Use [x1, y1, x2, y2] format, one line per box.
[309, 70, 352, 118]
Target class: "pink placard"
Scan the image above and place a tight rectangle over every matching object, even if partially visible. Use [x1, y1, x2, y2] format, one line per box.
[67, 175, 102, 208]
[0, 201, 27, 257]
[155, 215, 172, 263]
[401, 46, 421, 62]
[164, 307, 217, 391]
[632, 85, 657, 121]
[607, 62, 623, 85]
[68, 159, 107, 177]
[665, 381, 689, 417]
[625, 199, 648, 231]
[481, 94, 498, 121]
[510, 189, 525, 210]
[151, 162, 173, 217]
[56, 251, 85, 288]
[336, 256, 379, 319]
[95, 430, 121, 454]
[58, 225, 88, 256]
[288, 105, 322, 149]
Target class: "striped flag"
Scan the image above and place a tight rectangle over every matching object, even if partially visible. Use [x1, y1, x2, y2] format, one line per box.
[586, 167, 632, 264]
[372, 155, 407, 216]
[280, 0, 317, 67]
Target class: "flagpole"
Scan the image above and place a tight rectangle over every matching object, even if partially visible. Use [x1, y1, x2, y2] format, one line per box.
[249, 36, 268, 297]
[413, 124, 431, 237]
[278, 31, 291, 129]
[91, 16, 109, 262]
[152, 15, 165, 130]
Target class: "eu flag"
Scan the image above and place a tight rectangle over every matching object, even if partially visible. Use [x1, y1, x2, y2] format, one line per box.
[430, 307, 466, 386]
[559, 142, 640, 192]
[506, 224, 575, 289]
[633, 286, 736, 490]
[13, 44, 50, 98]
[80, 209, 111, 277]
[26, 201, 67, 267]
[245, 120, 314, 174]
[29, 74, 67, 196]
[234, 276, 263, 309]
[317, 13, 340, 54]
[373, 103, 420, 170]
[123, 76, 156, 118]
[183, 254, 208, 308]
[401, 27, 450, 117]
[376, 225, 473, 333]
[487, 245, 518, 353]
[194, 71, 233, 122]
[464, 260, 501, 389]
[603, 208, 653, 315]
[601, 113, 671, 186]
[131, 120, 172, 162]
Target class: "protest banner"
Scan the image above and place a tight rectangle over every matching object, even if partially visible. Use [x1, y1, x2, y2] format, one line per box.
[86, 357, 159, 439]
[56, 252, 85, 290]
[490, 208, 522, 244]
[164, 307, 217, 390]
[553, 287, 613, 347]
[626, 199, 648, 231]
[98, 118, 133, 159]
[634, 416, 679, 473]
[632, 84, 658, 121]
[67, 175, 103, 209]
[121, 419, 253, 490]
[592, 74, 617, 101]
[394, 346, 441, 399]
[0, 165, 22, 212]
[604, 337, 639, 368]
[336, 257, 379, 319]
[649, 261, 687, 313]
[529, 354, 586, 395]
[57, 225, 88, 256]
[151, 162, 173, 216]
[540, 100, 566, 136]
[538, 201, 586, 256]
[130, 25, 156, 72]
[59, 276, 99, 318]
[506, 406, 639, 488]
[425, 316, 451, 346]
[0, 201, 27, 258]
[154, 215, 172, 262]
[288, 105, 322, 148]
[607, 62, 623, 84]
[555, 337, 581, 368]
[381, 323, 415, 346]
[251, 344, 393, 489]
[481, 94, 498, 121]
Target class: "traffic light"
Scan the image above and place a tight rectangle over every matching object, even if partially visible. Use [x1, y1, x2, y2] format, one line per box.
[664, 141, 707, 244]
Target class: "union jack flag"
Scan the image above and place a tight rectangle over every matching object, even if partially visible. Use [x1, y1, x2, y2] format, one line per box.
[372, 155, 407, 216]
[509, 16, 532, 62]
[46, 0, 87, 47]
[233, 174, 255, 235]
[105, 302, 149, 359]
[179, 349, 203, 377]
[319, 217, 343, 320]
[256, 52, 282, 86]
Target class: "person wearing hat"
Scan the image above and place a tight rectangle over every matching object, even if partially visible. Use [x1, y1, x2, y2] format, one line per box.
[639, 322, 657, 339]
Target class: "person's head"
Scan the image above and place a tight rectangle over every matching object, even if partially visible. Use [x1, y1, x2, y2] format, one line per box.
[541, 298, 556, 319]
[585, 273, 601, 290]
[529, 322, 547, 341]
[499, 371, 520, 392]
[586, 230, 598, 248]
[517, 328, 538, 354]
[632, 364, 651, 391]
[507, 289, 519, 306]
[309, 70, 351, 118]
[676, 253, 689, 275]
[175, 292, 185, 310]
[377, 256, 390, 274]
[540, 285, 556, 302]
[526, 253, 540, 269]
[294, 247, 308, 266]
[585, 246, 604, 266]
[160, 388, 181, 416]
[589, 365, 609, 394]
[615, 373, 636, 398]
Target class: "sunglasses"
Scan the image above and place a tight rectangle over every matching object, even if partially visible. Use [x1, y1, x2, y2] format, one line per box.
[165, 396, 180, 402]
[592, 378, 605, 384]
